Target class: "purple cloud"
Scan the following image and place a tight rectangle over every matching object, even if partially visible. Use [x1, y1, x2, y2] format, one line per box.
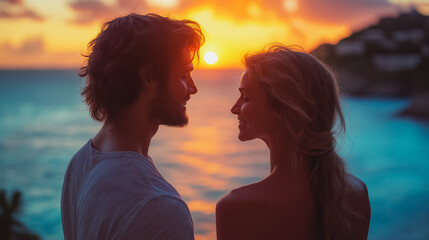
[69, 0, 114, 24]
[296, 0, 399, 27]
[117, 0, 146, 10]
[0, 0, 23, 5]
[68, 0, 149, 24]
[67, 0, 402, 30]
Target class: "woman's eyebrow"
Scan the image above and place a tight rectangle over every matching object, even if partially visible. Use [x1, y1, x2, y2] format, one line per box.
[239, 88, 251, 95]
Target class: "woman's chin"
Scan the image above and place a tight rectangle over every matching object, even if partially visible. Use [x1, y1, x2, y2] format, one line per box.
[238, 132, 252, 142]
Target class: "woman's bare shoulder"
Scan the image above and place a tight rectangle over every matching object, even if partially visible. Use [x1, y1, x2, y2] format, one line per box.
[346, 174, 370, 209]
[217, 179, 314, 214]
[347, 174, 368, 193]
[346, 173, 371, 237]
[216, 181, 319, 240]
[217, 183, 258, 208]
[216, 181, 283, 219]
[216, 183, 261, 233]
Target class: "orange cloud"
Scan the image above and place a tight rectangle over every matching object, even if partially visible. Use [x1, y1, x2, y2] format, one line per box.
[0, 0, 44, 21]
[175, 0, 399, 27]
[1, 36, 44, 55]
[0, 0, 413, 69]
[0, 9, 43, 21]
[65, 0, 400, 48]
[0, 36, 81, 68]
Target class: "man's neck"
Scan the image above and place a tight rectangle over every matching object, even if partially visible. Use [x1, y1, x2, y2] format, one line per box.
[92, 114, 159, 158]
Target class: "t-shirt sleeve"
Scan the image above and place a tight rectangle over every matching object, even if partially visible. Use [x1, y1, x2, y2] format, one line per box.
[122, 196, 195, 240]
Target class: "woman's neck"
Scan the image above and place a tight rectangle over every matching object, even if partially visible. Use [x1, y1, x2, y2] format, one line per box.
[265, 133, 311, 183]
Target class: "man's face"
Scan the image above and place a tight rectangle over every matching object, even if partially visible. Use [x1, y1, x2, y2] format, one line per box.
[152, 51, 197, 127]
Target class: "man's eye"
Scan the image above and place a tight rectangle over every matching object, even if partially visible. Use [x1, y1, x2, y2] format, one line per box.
[182, 72, 190, 79]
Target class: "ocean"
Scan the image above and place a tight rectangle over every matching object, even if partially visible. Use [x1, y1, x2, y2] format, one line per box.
[1, 69, 428, 240]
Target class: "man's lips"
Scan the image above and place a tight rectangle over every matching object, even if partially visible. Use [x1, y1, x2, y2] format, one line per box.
[238, 117, 246, 126]
[183, 95, 191, 106]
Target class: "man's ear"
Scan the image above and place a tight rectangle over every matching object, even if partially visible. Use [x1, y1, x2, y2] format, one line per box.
[139, 66, 156, 90]
[139, 66, 161, 102]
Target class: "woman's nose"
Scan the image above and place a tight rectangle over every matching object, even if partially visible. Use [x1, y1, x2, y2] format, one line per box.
[231, 100, 240, 114]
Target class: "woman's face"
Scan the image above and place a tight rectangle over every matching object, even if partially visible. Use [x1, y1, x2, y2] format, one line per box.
[231, 70, 279, 142]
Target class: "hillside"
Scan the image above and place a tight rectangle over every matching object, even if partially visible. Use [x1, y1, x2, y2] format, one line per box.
[312, 9, 429, 121]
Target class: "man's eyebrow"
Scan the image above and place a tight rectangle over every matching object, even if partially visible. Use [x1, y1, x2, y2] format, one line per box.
[183, 63, 194, 71]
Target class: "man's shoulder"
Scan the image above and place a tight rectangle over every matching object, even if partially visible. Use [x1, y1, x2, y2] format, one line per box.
[90, 152, 152, 176]
[122, 195, 194, 240]
[68, 140, 152, 171]
[68, 140, 92, 166]
[84, 154, 172, 195]
[74, 156, 187, 239]
[141, 196, 191, 216]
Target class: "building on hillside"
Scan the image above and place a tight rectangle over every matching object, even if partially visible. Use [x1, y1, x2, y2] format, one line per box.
[333, 9, 429, 72]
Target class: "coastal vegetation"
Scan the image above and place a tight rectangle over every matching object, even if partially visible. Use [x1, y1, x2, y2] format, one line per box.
[0, 190, 40, 240]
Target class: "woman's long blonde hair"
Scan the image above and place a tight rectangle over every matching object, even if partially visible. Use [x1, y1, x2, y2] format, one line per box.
[244, 44, 354, 240]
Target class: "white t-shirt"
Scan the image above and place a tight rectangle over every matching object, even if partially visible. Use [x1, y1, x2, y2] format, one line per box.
[61, 140, 194, 240]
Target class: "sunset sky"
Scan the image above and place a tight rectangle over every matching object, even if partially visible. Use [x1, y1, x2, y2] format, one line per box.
[0, 0, 427, 69]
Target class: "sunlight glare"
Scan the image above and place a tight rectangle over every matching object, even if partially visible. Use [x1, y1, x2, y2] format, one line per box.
[204, 51, 218, 65]
[247, 2, 262, 17]
[145, 0, 179, 8]
[283, 0, 298, 13]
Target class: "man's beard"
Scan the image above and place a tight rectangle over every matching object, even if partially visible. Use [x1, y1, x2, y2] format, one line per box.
[150, 91, 189, 127]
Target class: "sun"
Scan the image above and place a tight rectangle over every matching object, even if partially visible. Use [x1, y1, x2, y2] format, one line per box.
[204, 51, 218, 65]
[283, 0, 298, 13]
[146, 0, 179, 8]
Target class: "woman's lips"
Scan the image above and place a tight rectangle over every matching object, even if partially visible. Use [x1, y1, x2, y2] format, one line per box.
[238, 118, 246, 128]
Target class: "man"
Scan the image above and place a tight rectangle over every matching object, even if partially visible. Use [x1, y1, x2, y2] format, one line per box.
[61, 13, 204, 239]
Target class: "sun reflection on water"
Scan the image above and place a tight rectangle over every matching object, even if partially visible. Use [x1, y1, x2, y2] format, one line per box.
[150, 69, 270, 239]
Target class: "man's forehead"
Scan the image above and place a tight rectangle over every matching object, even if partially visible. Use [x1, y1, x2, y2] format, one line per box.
[173, 49, 194, 70]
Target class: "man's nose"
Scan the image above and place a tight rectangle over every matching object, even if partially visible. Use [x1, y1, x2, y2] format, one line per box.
[188, 78, 198, 94]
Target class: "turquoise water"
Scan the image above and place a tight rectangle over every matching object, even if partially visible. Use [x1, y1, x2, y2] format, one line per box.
[1, 69, 428, 240]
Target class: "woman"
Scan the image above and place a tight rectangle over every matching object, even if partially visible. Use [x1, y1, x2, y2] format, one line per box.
[216, 45, 371, 240]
